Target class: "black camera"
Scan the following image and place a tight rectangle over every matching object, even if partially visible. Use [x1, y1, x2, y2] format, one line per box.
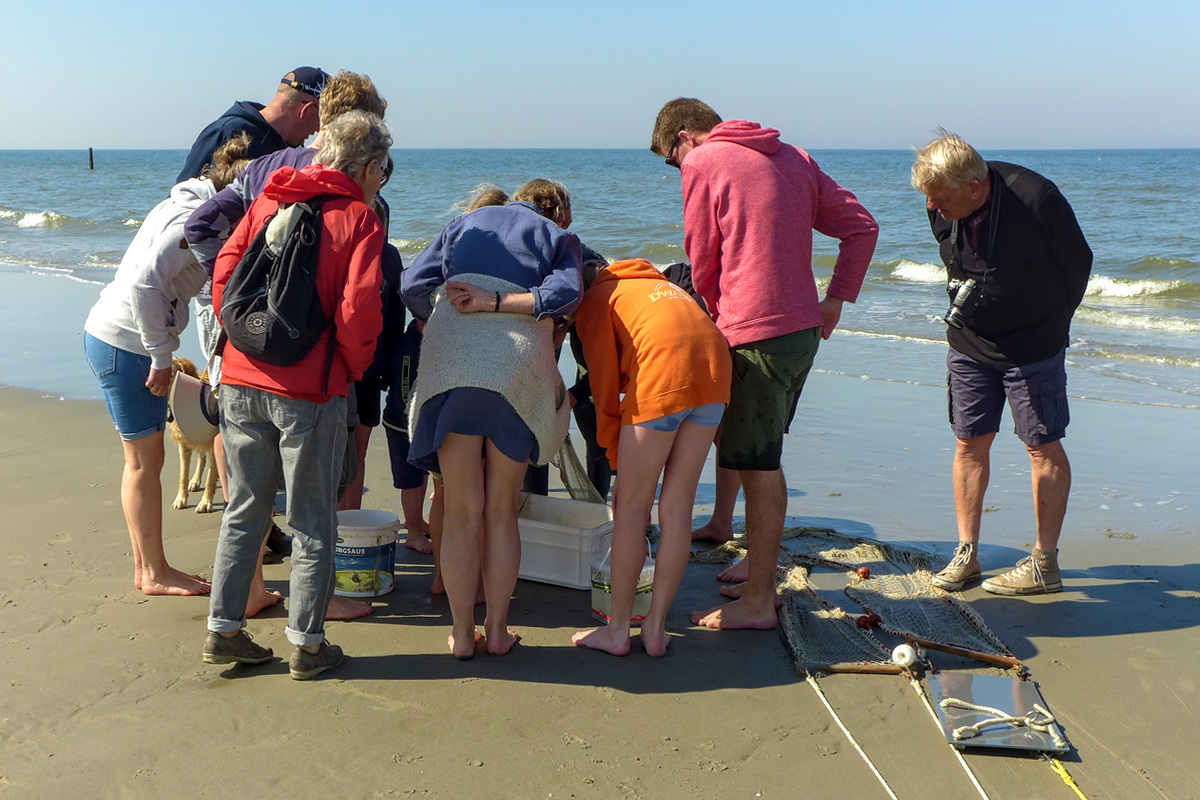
[944, 278, 982, 330]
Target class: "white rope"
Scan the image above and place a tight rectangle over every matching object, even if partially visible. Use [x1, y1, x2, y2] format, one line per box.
[908, 678, 992, 800]
[939, 697, 1067, 750]
[804, 674, 900, 800]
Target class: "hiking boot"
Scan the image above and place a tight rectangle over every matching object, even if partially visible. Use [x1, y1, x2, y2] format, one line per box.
[982, 548, 1062, 595]
[931, 541, 981, 591]
[265, 521, 293, 557]
[289, 641, 344, 681]
[202, 629, 274, 665]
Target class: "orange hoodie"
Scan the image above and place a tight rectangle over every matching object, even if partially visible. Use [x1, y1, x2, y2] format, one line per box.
[576, 258, 732, 469]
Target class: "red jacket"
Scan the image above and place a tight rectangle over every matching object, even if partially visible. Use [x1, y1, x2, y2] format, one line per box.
[576, 258, 731, 469]
[214, 164, 383, 402]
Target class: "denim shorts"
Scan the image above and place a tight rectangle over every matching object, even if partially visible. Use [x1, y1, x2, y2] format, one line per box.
[84, 332, 168, 441]
[636, 402, 726, 432]
[947, 347, 1069, 446]
[718, 328, 820, 471]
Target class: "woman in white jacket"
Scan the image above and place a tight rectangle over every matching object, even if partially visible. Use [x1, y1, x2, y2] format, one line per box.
[83, 135, 251, 596]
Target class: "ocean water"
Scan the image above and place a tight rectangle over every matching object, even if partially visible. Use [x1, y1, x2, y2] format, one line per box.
[2, 147, 1200, 408]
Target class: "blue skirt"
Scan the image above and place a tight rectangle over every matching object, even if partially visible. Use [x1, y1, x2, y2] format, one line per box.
[408, 387, 538, 473]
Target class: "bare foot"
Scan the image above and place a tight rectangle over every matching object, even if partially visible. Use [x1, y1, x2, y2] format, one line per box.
[326, 594, 375, 620]
[246, 586, 284, 617]
[692, 517, 735, 543]
[405, 530, 433, 554]
[690, 597, 778, 630]
[449, 629, 483, 660]
[140, 567, 211, 596]
[484, 627, 521, 656]
[716, 557, 749, 583]
[572, 626, 631, 656]
[639, 623, 672, 658]
[718, 581, 783, 608]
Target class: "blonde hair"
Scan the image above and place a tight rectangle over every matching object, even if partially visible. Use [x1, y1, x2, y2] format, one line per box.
[319, 70, 386, 128]
[911, 128, 988, 192]
[511, 178, 570, 225]
[201, 132, 254, 192]
[456, 183, 509, 214]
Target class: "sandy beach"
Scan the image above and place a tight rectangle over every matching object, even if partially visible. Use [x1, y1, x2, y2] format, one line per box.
[2, 356, 1198, 799]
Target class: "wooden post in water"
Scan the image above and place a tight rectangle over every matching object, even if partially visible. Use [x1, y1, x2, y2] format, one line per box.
[88, 148, 94, 170]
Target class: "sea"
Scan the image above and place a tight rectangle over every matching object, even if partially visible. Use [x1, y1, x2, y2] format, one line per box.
[2, 147, 1200, 410]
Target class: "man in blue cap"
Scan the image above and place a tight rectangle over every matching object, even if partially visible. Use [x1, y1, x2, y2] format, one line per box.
[176, 67, 329, 183]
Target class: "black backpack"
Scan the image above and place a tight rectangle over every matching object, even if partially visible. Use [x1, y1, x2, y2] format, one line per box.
[219, 196, 336, 381]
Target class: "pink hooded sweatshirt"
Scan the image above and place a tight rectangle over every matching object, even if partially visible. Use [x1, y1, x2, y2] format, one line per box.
[681, 120, 879, 348]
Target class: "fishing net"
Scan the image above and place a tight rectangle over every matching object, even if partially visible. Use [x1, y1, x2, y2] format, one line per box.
[694, 527, 1013, 672]
[551, 433, 606, 505]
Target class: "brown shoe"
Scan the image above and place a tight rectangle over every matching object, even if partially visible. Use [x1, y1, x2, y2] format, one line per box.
[982, 548, 1062, 595]
[931, 542, 981, 591]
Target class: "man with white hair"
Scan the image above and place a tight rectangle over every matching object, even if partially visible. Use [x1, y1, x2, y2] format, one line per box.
[912, 130, 1092, 596]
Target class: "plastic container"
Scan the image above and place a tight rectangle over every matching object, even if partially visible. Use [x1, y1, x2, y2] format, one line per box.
[590, 536, 655, 625]
[516, 493, 613, 589]
[333, 509, 400, 597]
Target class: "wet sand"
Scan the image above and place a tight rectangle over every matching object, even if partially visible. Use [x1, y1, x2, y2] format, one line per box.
[2, 383, 1198, 799]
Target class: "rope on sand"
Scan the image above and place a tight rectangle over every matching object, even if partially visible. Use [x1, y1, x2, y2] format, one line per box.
[938, 697, 1067, 750]
[1044, 755, 1090, 800]
[804, 674, 900, 800]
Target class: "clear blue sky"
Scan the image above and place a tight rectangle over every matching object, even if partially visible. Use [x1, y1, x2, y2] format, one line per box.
[4, 0, 1198, 149]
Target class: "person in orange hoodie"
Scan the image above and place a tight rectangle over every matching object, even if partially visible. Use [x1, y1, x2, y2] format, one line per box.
[571, 258, 731, 657]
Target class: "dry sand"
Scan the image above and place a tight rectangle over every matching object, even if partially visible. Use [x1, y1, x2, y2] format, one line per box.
[2, 385, 1198, 800]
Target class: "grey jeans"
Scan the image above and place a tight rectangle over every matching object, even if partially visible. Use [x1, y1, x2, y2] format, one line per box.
[207, 384, 347, 647]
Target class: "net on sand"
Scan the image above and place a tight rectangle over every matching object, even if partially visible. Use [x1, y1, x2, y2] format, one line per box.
[695, 527, 1013, 671]
[551, 434, 606, 505]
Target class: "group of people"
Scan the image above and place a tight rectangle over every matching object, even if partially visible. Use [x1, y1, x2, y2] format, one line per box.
[83, 66, 1093, 679]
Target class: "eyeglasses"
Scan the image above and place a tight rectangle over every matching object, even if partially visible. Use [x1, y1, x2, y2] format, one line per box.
[664, 130, 683, 168]
[379, 155, 393, 189]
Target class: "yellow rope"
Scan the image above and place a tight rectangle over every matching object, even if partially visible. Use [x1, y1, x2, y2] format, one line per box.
[1045, 755, 1091, 800]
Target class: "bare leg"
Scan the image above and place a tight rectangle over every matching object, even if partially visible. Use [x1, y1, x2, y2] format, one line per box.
[574, 425, 671, 656]
[693, 429, 741, 544]
[691, 468, 782, 630]
[1027, 440, 1071, 552]
[402, 478, 433, 553]
[953, 433, 995, 545]
[338, 423, 373, 511]
[437, 434, 486, 659]
[246, 533, 283, 617]
[428, 478, 446, 594]
[121, 433, 210, 596]
[480, 439, 526, 655]
[213, 431, 229, 505]
[643, 420, 715, 656]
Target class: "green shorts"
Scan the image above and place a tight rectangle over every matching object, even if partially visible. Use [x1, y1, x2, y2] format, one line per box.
[718, 327, 820, 471]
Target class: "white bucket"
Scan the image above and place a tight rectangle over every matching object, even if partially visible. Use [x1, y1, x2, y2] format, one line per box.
[334, 509, 400, 598]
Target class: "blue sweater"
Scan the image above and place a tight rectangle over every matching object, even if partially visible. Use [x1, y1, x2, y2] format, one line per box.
[401, 202, 583, 321]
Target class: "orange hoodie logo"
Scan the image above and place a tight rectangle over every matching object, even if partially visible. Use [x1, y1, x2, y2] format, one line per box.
[647, 282, 687, 303]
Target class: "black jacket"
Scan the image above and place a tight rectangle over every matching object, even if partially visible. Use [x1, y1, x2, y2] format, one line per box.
[931, 161, 1092, 367]
[176, 101, 287, 183]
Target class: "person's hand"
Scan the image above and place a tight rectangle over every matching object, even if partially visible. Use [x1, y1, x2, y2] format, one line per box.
[446, 280, 493, 314]
[146, 367, 171, 396]
[818, 295, 844, 340]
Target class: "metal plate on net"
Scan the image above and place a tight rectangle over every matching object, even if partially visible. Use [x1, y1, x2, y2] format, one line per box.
[928, 673, 1068, 753]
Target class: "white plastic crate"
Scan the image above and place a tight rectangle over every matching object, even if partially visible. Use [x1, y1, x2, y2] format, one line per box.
[517, 493, 613, 589]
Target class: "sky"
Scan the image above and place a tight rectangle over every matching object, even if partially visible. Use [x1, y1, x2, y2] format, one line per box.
[3, 0, 1199, 150]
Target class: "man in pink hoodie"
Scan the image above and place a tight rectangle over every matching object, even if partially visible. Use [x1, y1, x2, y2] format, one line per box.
[650, 98, 878, 630]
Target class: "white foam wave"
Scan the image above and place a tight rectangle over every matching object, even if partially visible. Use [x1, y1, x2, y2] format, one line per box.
[1075, 306, 1200, 333]
[15, 211, 67, 229]
[1085, 275, 1187, 298]
[890, 259, 945, 284]
[389, 237, 429, 252]
[0, 210, 19, 221]
[123, 218, 142, 227]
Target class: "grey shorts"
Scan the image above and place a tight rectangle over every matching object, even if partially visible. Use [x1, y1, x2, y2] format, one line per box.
[947, 347, 1069, 446]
